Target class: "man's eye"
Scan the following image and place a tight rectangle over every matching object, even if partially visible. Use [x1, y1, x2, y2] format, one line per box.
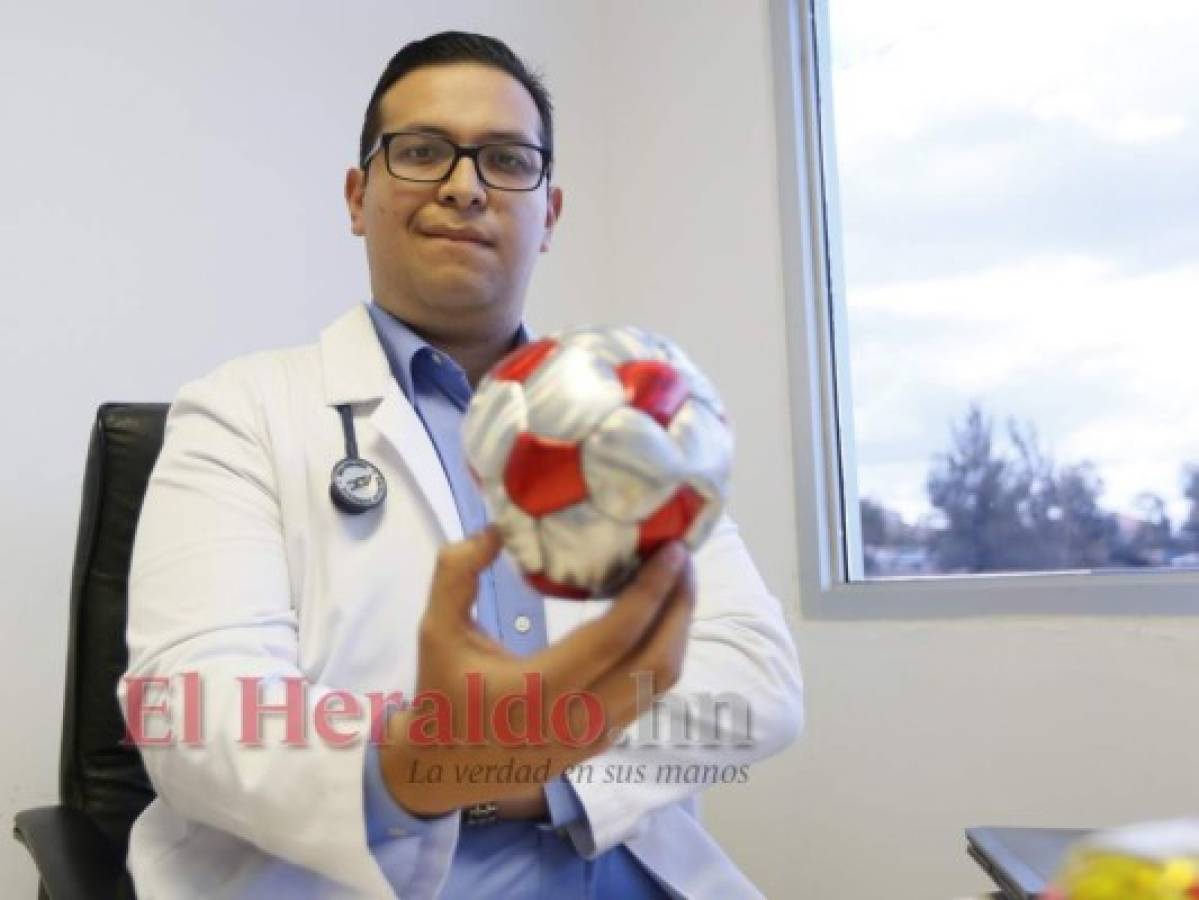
[486, 147, 537, 172]
[393, 141, 449, 164]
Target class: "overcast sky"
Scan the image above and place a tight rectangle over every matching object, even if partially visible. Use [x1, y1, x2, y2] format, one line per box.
[827, 0, 1199, 524]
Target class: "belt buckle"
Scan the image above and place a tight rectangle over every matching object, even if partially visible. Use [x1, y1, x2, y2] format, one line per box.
[462, 801, 499, 826]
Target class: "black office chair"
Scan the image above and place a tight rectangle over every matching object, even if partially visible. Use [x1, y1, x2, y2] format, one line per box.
[13, 404, 168, 900]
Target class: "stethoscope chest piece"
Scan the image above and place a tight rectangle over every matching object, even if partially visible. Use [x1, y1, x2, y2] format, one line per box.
[329, 403, 387, 515]
[330, 456, 387, 514]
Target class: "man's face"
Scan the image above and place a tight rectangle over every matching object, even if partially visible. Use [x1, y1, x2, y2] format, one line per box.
[345, 63, 562, 343]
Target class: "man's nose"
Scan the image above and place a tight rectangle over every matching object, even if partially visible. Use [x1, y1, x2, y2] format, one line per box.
[437, 154, 487, 208]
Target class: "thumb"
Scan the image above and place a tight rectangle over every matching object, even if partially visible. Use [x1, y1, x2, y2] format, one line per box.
[428, 526, 504, 621]
[620, 540, 687, 605]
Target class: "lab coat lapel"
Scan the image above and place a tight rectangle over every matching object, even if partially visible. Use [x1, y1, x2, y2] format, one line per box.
[319, 304, 464, 543]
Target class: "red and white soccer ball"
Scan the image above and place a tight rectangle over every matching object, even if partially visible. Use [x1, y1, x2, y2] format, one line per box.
[463, 326, 732, 599]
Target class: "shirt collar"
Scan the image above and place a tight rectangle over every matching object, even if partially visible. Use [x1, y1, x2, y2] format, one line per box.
[366, 301, 530, 405]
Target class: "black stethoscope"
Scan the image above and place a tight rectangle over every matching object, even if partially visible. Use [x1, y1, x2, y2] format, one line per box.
[329, 404, 387, 514]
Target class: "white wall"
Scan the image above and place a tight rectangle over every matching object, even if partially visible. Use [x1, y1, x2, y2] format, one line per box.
[7, 2, 1197, 899]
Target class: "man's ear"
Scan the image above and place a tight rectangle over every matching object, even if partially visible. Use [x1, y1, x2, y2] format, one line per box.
[345, 167, 367, 237]
[540, 185, 563, 253]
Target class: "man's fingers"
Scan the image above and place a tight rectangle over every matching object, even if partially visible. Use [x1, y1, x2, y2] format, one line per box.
[533, 542, 688, 695]
[537, 568, 696, 776]
[583, 556, 696, 732]
[426, 526, 503, 624]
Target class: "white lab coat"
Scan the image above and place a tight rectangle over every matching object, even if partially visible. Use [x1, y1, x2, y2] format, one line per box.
[120, 303, 804, 899]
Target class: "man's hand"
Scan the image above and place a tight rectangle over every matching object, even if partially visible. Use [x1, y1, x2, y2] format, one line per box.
[379, 526, 695, 817]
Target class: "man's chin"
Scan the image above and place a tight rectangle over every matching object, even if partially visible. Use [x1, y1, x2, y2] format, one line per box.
[375, 268, 518, 332]
[403, 275, 519, 328]
[420, 278, 498, 311]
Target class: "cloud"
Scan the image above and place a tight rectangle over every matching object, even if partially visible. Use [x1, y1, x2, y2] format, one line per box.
[846, 259, 1199, 521]
[836, 110, 1198, 283]
[827, 0, 1199, 284]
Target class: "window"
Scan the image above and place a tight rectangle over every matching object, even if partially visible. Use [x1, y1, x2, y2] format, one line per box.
[769, 0, 1199, 612]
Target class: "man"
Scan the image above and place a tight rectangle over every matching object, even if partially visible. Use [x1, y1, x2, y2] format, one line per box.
[121, 31, 803, 899]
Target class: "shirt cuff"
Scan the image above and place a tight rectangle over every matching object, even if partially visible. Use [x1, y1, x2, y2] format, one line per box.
[543, 775, 587, 829]
[363, 741, 456, 843]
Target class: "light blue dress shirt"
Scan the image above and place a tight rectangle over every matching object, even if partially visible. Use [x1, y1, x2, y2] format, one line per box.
[361, 302, 668, 900]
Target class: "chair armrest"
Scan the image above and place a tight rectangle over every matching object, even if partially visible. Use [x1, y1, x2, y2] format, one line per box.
[13, 805, 132, 900]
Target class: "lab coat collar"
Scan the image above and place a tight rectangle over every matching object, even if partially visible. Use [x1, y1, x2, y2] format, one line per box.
[318, 303, 464, 542]
[318, 303, 393, 406]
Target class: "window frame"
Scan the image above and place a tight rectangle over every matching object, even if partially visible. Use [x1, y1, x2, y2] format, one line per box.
[768, 0, 1199, 618]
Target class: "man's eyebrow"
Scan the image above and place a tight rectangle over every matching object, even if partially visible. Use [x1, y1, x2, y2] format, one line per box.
[394, 123, 542, 145]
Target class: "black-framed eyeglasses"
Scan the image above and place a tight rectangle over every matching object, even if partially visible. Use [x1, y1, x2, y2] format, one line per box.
[362, 131, 552, 191]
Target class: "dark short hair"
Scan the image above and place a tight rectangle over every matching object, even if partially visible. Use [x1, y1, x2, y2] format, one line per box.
[358, 31, 554, 169]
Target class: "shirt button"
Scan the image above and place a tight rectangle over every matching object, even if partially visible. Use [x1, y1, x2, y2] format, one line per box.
[432, 353, 444, 366]
[513, 614, 532, 634]
[388, 827, 407, 838]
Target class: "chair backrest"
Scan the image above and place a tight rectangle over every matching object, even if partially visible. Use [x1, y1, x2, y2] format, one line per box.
[59, 403, 168, 858]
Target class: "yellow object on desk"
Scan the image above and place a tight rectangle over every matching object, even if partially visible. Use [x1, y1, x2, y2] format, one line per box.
[1046, 820, 1199, 900]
